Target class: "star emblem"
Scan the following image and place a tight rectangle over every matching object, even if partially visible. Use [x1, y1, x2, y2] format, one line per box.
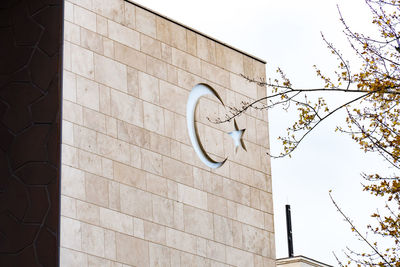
[228, 119, 247, 152]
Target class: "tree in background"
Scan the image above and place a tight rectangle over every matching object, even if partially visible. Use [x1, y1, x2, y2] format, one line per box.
[215, 0, 400, 265]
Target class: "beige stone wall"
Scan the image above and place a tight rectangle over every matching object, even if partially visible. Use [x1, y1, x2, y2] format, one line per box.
[60, 0, 274, 266]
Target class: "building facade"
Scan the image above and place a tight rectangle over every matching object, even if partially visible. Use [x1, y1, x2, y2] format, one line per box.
[1, 0, 274, 266]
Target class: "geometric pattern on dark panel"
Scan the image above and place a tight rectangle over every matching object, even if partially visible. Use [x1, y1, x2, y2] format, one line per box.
[0, 0, 63, 266]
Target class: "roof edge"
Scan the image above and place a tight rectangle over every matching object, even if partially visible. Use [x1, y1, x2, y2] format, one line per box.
[124, 0, 266, 64]
[276, 255, 333, 267]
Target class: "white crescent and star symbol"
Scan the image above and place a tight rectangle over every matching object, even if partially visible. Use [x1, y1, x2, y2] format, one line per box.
[186, 83, 246, 169]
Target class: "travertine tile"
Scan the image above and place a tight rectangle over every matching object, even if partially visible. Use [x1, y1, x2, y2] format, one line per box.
[108, 20, 140, 50]
[60, 247, 88, 267]
[207, 194, 227, 217]
[78, 149, 103, 176]
[232, 220, 243, 248]
[170, 249, 181, 267]
[141, 149, 162, 175]
[88, 255, 111, 267]
[129, 144, 141, 169]
[96, 14, 108, 36]
[86, 172, 109, 207]
[215, 44, 244, 75]
[226, 246, 254, 267]
[260, 191, 273, 214]
[186, 30, 197, 56]
[62, 146, 78, 168]
[230, 73, 257, 100]
[76, 75, 99, 111]
[124, 2, 135, 28]
[146, 173, 167, 197]
[116, 232, 149, 266]
[163, 109, 175, 139]
[61, 195, 76, 218]
[251, 187, 261, 210]
[139, 72, 159, 103]
[104, 229, 116, 260]
[144, 220, 166, 244]
[197, 35, 216, 64]
[110, 89, 143, 127]
[100, 207, 133, 235]
[243, 56, 254, 78]
[149, 132, 170, 156]
[177, 183, 207, 210]
[177, 68, 202, 91]
[114, 42, 146, 72]
[213, 215, 233, 246]
[106, 116, 117, 138]
[242, 224, 268, 256]
[71, 44, 94, 79]
[95, 54, 128, 93]
[65, 1, 74, 22]
[222, 178, 250, 206]
[173, 201, 184, 231]
[120, 184, 153, 220]
[117, 120, 148, 147]
[159, 80, 187, 116]
[196, 237, 207, 257]
[64, 21, 80, 44]
[253, 170, 267, 192]
[167, 64, 178, 85]
[99, 85, 111, 115]
[140, 34, 161, 58]
[237, 203, 264, 229]
[143, 102, 164, 134]
[162, 156, 193, 186]
[68, 0, 92, 10]
[152, 194, 174, 227]
[60, 216, 82, 250]
[114, 161, 146, 189]
[156, 17, 186, 51]
[98, 133, 130, 164]
[83, 107, 106, 133]
[81, 28, 103, 54]
[146, 56, 167, 80]
[93, 0, 124, 24]
[181, 253, 206, 266]
[103, 38, 114, 58]
[63, 71, 77, 102]
[76, 200, 100, 225]
[201, 61, 230, 88]
[149, 243, 171, 267]
[64, 41, 71, 71]
[127, 67, 139, 97]
[74, 5, 97, 32]
[161, 43, 172, 63]
[108, 181, 120, 211]
[165, 228, 196, 254]
[206, 240, 226, 263]
[183, 205, 213, 239]
[62, 120, 74, 146]
[172, 48, 201, 76]
[133, 217, 144, 239]
[73, 124, 97, 153]
[62, 165, 86, 200]
[136, 7, 156, 38]
[167, 180, 178, 201]
[82, 222, 105, 257]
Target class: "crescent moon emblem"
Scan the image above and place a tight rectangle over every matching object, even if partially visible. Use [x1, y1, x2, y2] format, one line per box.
[186, 83, 227, 169]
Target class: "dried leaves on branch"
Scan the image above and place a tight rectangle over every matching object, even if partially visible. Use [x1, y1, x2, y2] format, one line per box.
[216, 0, 400, 265]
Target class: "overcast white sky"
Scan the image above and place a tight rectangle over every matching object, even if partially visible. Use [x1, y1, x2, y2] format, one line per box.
[131, 0, 391, 265]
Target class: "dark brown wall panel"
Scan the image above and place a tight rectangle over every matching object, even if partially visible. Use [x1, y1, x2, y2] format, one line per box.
[0, 0, 63, 266]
